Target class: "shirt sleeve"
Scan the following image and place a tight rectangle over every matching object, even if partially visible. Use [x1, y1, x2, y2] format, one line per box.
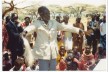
[56, 21, 80, 34]
[24, 20, 37, 35]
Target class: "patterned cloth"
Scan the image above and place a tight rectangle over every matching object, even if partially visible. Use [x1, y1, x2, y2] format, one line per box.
[2, 24, 9, 51]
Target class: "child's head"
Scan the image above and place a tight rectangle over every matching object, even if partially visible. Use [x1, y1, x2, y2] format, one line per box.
[59, 46, 66, 56]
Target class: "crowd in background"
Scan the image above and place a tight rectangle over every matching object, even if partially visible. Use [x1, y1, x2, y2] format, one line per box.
[2, 10, 106, 71]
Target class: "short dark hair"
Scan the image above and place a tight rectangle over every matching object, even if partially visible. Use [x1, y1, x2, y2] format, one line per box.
[38, 6, 49, 14]
[24, 16, 30, 20]
[10, 13, 18, 20]
[5, 15, 10, 23]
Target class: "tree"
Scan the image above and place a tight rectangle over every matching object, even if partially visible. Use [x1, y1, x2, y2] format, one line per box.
[2, 0, 39, 19]
[2, 0, 15, 18]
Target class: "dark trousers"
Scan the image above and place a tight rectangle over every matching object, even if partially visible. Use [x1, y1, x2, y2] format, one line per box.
[86, 35, 97, 55]
[100, 34, 106, 49]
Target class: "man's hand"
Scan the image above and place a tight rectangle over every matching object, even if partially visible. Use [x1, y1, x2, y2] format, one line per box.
[79, 29, 84, 36]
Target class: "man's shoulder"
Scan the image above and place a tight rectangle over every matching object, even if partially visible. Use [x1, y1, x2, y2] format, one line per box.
[6, 21, 13, 27]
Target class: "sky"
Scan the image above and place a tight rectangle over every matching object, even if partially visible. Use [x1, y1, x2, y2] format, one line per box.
[3, 0, 106, 8]
[40, 0, 106, 6]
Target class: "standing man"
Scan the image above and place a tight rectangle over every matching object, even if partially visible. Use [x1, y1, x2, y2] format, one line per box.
[62, 15, 73, 51]
[100, 14, 106, 51]
[6, 13, 24, 66]
[56, 16, 61, 23]
[73, 17, 84, 54]
[87, 15, 100, 55]
[24, 6, 84, 71]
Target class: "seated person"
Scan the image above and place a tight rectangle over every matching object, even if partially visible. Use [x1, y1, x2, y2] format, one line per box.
[78, 45, 96, 70]
[72, 46, 81, 60]
[65, 51, 78, 70]
[56, 46, 67, 70]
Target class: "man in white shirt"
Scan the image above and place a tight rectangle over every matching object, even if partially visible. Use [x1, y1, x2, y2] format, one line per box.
[23, 6, 84, 71]
[100, 15, 106, 49]
[62, 15, 73, 51]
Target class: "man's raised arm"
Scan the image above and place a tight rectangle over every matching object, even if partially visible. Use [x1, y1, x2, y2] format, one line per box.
[56, 21, 84, 35]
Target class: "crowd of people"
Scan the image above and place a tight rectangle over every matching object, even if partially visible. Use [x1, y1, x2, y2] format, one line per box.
[2, 6, 106, 71]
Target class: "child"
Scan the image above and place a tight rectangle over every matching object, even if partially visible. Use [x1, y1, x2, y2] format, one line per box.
[56, 46, 67, 70]
[65, 51, 78, 70]
[78, 45, 95, 70]
[72, 46, 81, 60]
[56, 46, 67, 63]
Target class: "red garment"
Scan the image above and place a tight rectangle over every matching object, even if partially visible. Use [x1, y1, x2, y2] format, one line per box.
[21, 22, 26, 28]
[2, 24, 9, 51]
[21, 22, 31, 28]
[78, 53, 95, 70]
[57, 59, 66, 71]
[94, 52, 99, 61]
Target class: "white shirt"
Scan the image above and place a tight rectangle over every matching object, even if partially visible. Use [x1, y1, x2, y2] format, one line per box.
[100, 22, 106, 35]
[24, 19, 80, 60]
[62, 22, 73, 50]
[62, 23, 73, 38]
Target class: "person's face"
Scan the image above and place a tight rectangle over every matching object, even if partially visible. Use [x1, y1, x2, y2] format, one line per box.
[103, 16, 106, 23]
[25, 18, 30, 26]
[59, 47, 66, 56]
[57, 35, 62, 41]
[11, 14, 18, 22]
[39, 9, 50, 22]
[63, 17, 69, 23]
[76, 18, 81, 23]
[56, 17, 60, 23]
[85, 46, 91, 55]
[25, 18, 30, 23]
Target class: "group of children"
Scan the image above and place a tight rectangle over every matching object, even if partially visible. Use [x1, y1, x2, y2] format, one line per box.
[56, 43, 104, 70]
